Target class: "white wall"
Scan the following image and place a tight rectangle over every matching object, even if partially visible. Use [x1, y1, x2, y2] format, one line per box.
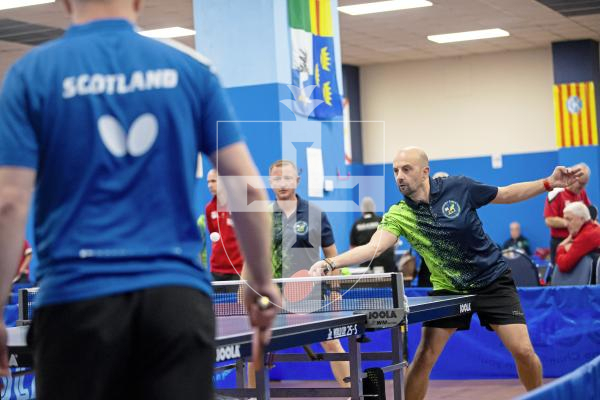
[359, 47, 556, 163]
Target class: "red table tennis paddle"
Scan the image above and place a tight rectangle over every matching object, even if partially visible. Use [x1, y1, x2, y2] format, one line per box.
[282, 269, 315, 303]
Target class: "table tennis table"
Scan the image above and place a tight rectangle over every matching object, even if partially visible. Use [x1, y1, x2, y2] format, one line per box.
[7, 273, 474, 400]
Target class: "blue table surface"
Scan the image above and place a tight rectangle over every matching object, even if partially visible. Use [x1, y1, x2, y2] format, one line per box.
[216, 295, 473, 340]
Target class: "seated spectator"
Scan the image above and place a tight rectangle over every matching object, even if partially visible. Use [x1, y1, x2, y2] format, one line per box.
[556, 202, 600, 273]
[502, 221, 531, 255]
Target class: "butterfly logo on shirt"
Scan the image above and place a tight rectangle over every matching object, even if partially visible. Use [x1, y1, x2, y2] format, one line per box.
[97, 113, 158, 157]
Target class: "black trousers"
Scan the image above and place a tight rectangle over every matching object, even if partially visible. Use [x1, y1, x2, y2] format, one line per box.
[29, 286, 215, 400]
[550, 236, 564, 265]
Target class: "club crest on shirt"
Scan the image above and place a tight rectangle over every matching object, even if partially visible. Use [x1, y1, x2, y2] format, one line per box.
[442, 200, 461, 219]
[295, 221, 308, 235]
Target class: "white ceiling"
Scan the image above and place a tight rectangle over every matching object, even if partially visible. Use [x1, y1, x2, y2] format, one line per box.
[0, 0, 599, 76]
[0, 0, 195, 76]
[339, 0, 600, 64]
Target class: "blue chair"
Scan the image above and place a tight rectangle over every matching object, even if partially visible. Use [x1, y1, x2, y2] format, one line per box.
[502, 249, 540, 287]
[552, 255, 593, 286]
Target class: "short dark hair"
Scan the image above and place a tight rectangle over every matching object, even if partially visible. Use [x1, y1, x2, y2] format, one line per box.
[269, 160, 298, 175]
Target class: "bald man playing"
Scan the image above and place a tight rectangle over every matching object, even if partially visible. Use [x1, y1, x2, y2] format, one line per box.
[310, 147, 585, 399]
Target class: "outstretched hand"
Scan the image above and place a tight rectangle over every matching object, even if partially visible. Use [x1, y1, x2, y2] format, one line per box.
[308, 260, 327, 277]
[547, 166, 585, 189]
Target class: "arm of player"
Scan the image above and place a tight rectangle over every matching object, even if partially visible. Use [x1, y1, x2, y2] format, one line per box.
[309, 229, 398, 276]
[322, 244, 342, 275]
[210, 143, 281, 344]
[323, 244, 337, 258]
[492, 166, 584, 204]
[0, 167, 35, 376]
[545, 216, 568, 229]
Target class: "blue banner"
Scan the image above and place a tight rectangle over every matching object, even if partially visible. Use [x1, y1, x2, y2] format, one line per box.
[311, 35, 342, 119]
[270, 285, 600, 380]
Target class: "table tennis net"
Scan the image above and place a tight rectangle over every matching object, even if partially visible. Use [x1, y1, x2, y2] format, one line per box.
[17, 273, 403, 321]
[214, 272, 402, 316]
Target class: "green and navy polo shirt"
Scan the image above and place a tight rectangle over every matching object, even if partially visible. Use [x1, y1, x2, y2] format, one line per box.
[271, 195, 335, 279]
[379, 176, 507, 292]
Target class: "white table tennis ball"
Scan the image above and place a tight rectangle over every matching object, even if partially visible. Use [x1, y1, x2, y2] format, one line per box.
[210, 232, 221, 242]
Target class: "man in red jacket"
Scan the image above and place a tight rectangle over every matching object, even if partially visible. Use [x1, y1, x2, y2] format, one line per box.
[204, 169, 244, 281]
[13, 240, 32, 284]
[556, 201, 600, 273]
[544, 163, 591, 264]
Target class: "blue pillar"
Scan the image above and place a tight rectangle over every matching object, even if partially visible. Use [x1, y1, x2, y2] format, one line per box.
[193, 0, 353, 252]
[552, 40, 600, 202]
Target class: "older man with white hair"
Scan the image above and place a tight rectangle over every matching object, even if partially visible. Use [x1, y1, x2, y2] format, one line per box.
[556, 201, 600, 273]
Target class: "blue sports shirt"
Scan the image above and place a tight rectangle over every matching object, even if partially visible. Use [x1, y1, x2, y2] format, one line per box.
[0, 19, 241, 306]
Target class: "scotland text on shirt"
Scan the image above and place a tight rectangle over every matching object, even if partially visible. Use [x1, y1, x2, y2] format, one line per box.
[62, 69, 178, 98]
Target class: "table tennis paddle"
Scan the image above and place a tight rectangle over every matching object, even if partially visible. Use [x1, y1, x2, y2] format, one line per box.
[282, 269, 315, 303]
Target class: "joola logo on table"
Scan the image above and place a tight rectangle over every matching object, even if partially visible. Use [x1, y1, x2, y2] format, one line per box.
[215, 345, 241, 362]
[368, 310, 398, 319]
[365, 308, 403, 328]
[460, 303, 472, 313]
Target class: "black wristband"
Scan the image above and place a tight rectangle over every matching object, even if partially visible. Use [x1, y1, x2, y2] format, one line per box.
[323, 258, 336, 274]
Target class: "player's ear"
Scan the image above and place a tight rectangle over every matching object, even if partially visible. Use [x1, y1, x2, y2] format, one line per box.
[133, 0, 143, 14]
[423, 166, 430, 179]
[61, 0, 73, 16]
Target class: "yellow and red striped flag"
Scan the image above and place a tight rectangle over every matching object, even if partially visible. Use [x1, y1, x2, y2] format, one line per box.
[553, 81, 598, 148]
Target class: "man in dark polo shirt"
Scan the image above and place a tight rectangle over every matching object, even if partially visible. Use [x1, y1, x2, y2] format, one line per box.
[246, 159, 350, 388]
[310, 147, 584, 399]
[269, 160, 336, 279]
[350, 196, 396, 272]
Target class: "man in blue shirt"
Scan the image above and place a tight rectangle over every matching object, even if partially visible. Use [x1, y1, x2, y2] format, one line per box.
[0, 0, 279, 398]
[310, 147, 584, 399]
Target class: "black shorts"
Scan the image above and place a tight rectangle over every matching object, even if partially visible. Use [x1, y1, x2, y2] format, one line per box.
[29, 286, 215, 400]
[423, 269, 526, 331]
[211, 272, 240, 281]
